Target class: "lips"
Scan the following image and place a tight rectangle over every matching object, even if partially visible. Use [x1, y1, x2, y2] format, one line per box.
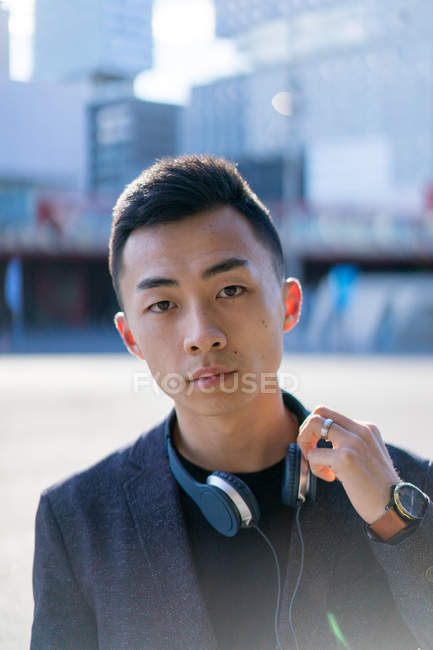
[189, 365, 236, 382]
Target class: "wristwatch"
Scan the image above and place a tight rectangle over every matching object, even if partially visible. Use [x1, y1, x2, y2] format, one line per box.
[367, 481, 430, 544]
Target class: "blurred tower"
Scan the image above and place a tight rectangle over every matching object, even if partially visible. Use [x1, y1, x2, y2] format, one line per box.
[0, 3, 9, 80]
[33, 0, 153, 85]
[211, 0, 433, 207]
[89, 98, 180, 193]
[214, 0, 286, 37]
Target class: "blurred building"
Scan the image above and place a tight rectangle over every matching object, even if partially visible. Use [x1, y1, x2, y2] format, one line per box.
[198, 0, 433, 279]
[181, 75, 246, 160]
[0, 0, 182, 336]
[3, 0, 433, 351]
[33, 0, 153, 84]
[181, 67, 299, 160]
[0, 80, 87, 191]
[180, 67, 302, 226]
[0, 3, 8, 80]
[211, 0, 433, 208]
[89, 98, 180, 194]
[0, 92, 181, 332]
[214, 0, 289, 36]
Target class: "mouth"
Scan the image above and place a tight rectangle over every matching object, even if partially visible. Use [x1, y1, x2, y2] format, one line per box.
[190, 370, 237, 390]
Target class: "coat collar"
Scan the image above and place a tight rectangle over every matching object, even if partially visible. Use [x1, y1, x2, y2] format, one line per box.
[125, 419, 218, 649]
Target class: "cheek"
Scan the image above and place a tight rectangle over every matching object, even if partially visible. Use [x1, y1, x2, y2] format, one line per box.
[255, 300, 285, 355]
[129, 310, 169, 343]
[140, 350, 173, 388]
[128, 319, 172, 369]
[256, 293, 284, 334]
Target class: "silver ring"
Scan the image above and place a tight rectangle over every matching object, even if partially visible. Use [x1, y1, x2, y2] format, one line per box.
[320, 417, 334, 440]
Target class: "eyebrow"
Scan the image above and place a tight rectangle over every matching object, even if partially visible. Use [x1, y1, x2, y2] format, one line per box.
[136, 257, 250, 292]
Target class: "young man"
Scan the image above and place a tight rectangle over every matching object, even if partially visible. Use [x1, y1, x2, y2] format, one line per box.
[31, 155, 433, 649]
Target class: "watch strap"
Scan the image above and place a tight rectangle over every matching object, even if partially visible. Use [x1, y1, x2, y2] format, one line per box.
[367, 505, 409, 541]
[365, 519, 419, 545]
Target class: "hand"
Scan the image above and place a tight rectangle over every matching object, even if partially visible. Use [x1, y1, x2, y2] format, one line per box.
[297, 405, 401, 524]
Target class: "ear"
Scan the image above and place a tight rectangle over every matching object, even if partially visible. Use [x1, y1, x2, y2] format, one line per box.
[282, 277, 302, 332]
[114, 312, 145, 360]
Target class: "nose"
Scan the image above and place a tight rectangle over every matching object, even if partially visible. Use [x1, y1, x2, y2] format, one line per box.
[183, 308, 227, 354]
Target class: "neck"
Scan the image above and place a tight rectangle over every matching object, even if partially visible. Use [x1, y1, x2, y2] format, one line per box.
[172, 389, 299, 473]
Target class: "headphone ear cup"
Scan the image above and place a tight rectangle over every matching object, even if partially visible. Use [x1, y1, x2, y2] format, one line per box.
[305, 461, 317, 505]
[197, 484, 242, 537]
[282, 443, 300, 507]
[210, 471, 261, 527]
[282, 443, 317, 507]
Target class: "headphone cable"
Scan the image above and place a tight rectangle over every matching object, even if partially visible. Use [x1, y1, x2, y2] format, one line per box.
[252, 524, 284, 650]
[254, 502, 305, 650]
[288, 503, 304, 650]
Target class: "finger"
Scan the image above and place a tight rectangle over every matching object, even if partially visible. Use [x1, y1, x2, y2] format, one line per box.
[357, 420, 388, 453]
[310, 405, 370, 437]
[306, 447, 336, 482]
[311, 407, 388, 456]
[308, 445, 366, 482]
[297, 414, 359, 458]
[301, 406, 385, 455]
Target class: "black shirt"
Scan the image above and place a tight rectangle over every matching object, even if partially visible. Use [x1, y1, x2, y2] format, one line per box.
[178, 453, 293, 650]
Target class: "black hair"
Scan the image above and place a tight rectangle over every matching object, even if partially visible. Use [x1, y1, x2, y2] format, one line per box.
[109, 154, 285, 309]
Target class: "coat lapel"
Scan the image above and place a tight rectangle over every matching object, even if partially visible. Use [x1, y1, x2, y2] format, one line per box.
[123, 417, 218, 650]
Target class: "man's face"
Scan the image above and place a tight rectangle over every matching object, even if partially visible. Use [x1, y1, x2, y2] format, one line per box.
[115, 205, 301, 416]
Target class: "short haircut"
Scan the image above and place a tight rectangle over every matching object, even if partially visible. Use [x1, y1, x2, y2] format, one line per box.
[109, 154, 285, 309]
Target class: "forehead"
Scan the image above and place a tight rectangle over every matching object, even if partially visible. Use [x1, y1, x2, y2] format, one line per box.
[121, 205, 274, 282]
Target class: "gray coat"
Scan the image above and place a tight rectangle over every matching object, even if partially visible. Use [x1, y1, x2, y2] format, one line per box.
[31, 397, 433, 649]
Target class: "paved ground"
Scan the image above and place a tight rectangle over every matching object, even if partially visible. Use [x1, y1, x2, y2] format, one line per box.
[1, 353, 432, 649]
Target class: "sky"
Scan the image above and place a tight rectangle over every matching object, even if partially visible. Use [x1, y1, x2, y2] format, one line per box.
[4, 0, 251, 104]
[4, 0, 33, 80]
[136, 0, 251, 104]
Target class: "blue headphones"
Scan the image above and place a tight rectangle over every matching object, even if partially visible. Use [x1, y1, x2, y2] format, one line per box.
[165, 408, 316, 537]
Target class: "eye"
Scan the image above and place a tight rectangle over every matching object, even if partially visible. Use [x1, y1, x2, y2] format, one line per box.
[148, 300, 175, 313]
[147, 285, 245, 313]
[218, 285, 245, 298]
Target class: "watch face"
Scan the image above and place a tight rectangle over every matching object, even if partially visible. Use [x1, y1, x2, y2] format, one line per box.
[396, 483, 427, 519]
